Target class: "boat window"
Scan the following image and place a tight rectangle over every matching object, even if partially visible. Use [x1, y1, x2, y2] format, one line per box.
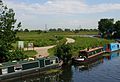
[101, 49, 103, 51]
[50, 60, 53, 64]
[94, 51, 97, 54]
[88, 52, 93, 56]
[14, 63, 22, 72]
[8, 66, 14, 73]
[56, 58, 59, 63]
[117, 45, 119, 48]
[0, 69, 2, 75]
[39, 59, 45, 68]
[22, 62, 39, 70]
[45, 60, 51, 65]
[53, 60, 56, 64]
[2, 68, 7, 74]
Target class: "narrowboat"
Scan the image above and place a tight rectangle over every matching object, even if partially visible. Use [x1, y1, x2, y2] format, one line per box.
[74, 47, 104, 63]
[0, 57, 60, 81]
[104, 43, 120, 52]
[76, 55, 103, 71]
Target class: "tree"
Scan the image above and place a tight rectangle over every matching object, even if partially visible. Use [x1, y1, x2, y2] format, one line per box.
[24, 29, 29, 32]
[49, 28, 56, 32]
[113, 21, 120, 38]
[57, 28, 63, 32]
[98, 19, 114, 38]
[64, 29, 71, 32]
[74, 29, 79, 33]
[37, 30, 42, 34]
[0, 1, 21, 62]
[54, 43, 72, 63]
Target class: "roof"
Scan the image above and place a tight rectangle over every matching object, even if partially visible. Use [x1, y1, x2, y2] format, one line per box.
[0, 56, 58, 69]
[80, 47, 103, 53]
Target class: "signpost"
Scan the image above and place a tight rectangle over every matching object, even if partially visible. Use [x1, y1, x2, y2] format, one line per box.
[18, 41, 24, 49]
[27, 42, 34, 50]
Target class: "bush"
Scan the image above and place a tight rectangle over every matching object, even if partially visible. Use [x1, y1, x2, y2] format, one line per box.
[54, 43, 72, 63]
[7, 50, 28, 61]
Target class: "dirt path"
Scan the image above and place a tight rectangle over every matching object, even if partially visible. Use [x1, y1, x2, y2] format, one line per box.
[25, 38, 75, 58]
[66, 38, 75, 44]
[24, 45, 55, 58]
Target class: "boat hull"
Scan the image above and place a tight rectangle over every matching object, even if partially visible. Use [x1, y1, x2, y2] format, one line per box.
[73, 52, 104, 64]
[0, 64, 60, 81]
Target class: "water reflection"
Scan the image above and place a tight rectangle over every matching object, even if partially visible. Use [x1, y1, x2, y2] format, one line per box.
[59, 65, 73, 82]
[74, 51, 120, 71]
[2, 51, 120, 82]
[73, 56, 104, 72]
[104, 51, 120, 60]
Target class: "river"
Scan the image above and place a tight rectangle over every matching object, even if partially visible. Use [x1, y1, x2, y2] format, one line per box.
[3, 51, 120, 82]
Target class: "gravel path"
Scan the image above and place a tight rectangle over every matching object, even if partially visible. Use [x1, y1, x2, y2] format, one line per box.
[66, 38, 75, 44]
[25, 38, 75, 58]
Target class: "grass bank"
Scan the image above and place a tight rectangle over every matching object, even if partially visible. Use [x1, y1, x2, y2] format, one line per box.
[49, 37, 114, 57]
[23, 50, 37, 57]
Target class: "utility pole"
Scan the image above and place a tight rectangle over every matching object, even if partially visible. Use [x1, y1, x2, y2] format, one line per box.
[45, 24, 48, 31]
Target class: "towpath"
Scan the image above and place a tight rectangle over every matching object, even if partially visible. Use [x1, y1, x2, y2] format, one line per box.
[24, 38, 75, 58]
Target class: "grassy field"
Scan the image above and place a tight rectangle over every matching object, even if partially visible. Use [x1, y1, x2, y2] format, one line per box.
[14, 32, 65, 48]
[15, 31, 98, 47]
[23, 50, 37, 57]
[15, 31, 114, 57]
[49, 37, 114, 56]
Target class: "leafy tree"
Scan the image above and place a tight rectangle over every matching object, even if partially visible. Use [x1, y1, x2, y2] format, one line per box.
[24, 29, 29, 32]
[98, 19, 114, 38]
[113, 21, 120, 38]
[7, 50, 28, 61]
[54, 43, 72, 63]
[37, 30, 42, 34]
[49, 28, 56, 32]
[57, 28, 63, 32]
[64, 29, 71, 32]
[74, 29, 79, 33]
[0, 1, 21, 62]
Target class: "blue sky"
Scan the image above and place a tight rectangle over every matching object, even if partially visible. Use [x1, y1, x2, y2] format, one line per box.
[3, 0, 120, 30]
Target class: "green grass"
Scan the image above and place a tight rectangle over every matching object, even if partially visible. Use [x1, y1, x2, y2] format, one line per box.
[14, 31, 98, 48]
[23, 50, 37, 57]
[49, 37, 114, 57]
[16, 32, 66, 47]
[15, 31, 114, 57]
[72, 37, 114, 56]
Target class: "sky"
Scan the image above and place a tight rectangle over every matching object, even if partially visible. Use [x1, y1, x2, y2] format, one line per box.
[2, 0, 120, 30]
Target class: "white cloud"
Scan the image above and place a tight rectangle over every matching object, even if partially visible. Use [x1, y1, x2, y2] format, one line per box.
[4, 0, 120, 15]
[2, 0, 120, 29]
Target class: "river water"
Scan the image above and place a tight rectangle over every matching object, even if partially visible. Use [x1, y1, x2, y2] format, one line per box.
[4, 51, 120, 82]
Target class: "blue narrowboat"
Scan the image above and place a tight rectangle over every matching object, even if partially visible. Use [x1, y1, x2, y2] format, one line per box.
[0, 57, 60, 81]
[104, 43, 120, 52]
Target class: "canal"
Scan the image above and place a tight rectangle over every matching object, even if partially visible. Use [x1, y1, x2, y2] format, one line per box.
[3, 51, 120, 82]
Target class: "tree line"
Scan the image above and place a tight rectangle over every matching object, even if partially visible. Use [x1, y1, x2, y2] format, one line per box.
[16, 28, 98, 33]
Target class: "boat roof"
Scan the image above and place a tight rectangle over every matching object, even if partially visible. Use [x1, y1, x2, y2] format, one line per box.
[80, 47, 103, 53]
[0, 56, 58, 69]
[109, 43, 120, 45]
